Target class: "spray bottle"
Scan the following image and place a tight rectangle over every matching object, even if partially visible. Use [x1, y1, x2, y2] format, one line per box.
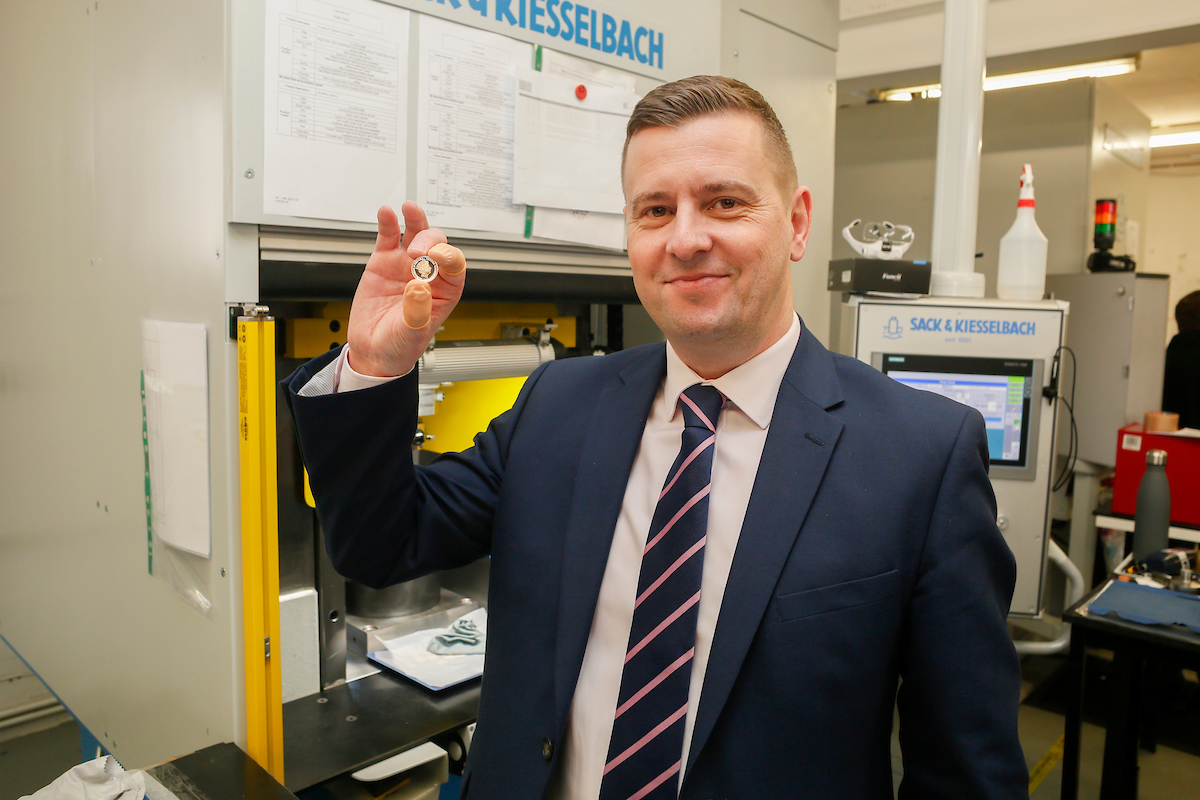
[996, 164, 1048, 300]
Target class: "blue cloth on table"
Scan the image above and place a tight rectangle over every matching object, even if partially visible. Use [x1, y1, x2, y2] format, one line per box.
[1089, 580, 1200, 634]
[427, 617, 485, 655]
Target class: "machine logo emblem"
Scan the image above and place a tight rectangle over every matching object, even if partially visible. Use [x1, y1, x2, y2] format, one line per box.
[883, 317, 903, 340]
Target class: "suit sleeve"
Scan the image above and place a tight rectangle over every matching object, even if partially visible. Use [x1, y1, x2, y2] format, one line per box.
[283, 348, 550, 589]
[896, 409, 1029, 800]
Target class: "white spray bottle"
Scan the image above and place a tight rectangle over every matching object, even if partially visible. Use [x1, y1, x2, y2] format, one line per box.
[996, 164, 1048, 301]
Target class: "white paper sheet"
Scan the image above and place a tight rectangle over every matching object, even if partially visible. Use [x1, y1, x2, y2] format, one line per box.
[263, 0, 409, 223]
[539, 48, 637, 92]
[416, 16, 532, 235]
[371, 608, 489, 691]
[532, 208, 626, 250]
[520, 51, 637, 250]
[1150, 427, 1200, 438]
[142, 320, 211, 558]
[513, 67, 638, 214]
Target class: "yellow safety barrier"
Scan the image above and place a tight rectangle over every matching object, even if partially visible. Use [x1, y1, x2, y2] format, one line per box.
[237, 315, 284, 781]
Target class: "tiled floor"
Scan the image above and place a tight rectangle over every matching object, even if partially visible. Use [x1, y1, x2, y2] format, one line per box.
[3, 655, 1198, 799]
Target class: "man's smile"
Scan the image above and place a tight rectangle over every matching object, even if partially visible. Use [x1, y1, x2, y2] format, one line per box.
[665, 272, 729, 289]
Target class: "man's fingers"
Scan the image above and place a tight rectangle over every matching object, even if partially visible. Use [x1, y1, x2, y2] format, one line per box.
[373, 205, 401, 253]
[399, 201, 429, 254]
[402, 280, 433, 329]
[428, 243, 466, 277]
[407, 226, 450, 262]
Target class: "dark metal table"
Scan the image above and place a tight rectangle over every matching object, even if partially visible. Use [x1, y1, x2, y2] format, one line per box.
[282, 665, 480, 793]
[1061, 579, 1200, 799]
[146, 742, 298, 799]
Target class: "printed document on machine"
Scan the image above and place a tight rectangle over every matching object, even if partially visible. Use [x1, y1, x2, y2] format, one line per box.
[415, 16, 532, 235]
[524, 50, 636, 249]
[262, 0, 409, 223]
[513, 66, 637, 215]
[539, 47, 637, 93]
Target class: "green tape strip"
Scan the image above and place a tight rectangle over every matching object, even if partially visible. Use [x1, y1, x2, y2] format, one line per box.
[525, 48, 541, 239]
[142, 371, 153, 574]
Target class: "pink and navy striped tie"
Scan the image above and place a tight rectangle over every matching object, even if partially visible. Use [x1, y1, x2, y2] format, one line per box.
[599, 383, 726, 800]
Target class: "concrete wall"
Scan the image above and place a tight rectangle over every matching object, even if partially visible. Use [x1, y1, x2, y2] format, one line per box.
[838, 0, 1200, 81]
[722, 0, 838, 342]
[0, 639, 69, 742]
[834, 79, 1101, 296]
[1090, 82, 1153, 266]
[1146, 173, 1200, 340]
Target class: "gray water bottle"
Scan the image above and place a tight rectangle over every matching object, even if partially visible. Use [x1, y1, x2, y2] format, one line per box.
[1132, 449, 1171, 563]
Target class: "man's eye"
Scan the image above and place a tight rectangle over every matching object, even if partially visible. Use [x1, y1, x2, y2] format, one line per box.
[647, 206, 668, 217]
[716, 198, 738, 210]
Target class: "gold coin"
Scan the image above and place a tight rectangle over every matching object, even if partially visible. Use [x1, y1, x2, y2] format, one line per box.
[410, 256, 438, 282]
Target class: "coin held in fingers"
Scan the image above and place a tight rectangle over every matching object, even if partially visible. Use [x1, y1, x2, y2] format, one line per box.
[410, 256, 439, 283]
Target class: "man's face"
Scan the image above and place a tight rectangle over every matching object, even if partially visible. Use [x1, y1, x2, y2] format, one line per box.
[622, 112, 811, 373]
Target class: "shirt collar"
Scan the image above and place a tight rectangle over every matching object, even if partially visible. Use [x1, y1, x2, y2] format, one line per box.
[664, 313, 801, 430]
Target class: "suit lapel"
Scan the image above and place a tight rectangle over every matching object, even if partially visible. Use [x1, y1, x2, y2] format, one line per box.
[685, 330, 846, 775]
[552, 346, 666, 730]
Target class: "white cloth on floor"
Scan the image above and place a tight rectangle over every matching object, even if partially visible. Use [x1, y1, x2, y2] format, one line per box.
[20, 755, 145, 800]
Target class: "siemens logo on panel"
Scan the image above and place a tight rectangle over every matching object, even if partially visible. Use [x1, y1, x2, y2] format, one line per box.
[446, 0, 666, 68]
[910, 317, 1038, 336]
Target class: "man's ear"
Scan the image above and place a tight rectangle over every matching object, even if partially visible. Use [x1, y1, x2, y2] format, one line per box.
[789, 186, 812, 262]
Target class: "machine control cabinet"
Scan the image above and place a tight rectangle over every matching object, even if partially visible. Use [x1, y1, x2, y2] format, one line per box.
[835, 296, 1067, 617]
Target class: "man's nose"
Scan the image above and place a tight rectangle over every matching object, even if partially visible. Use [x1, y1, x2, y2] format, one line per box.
[665, 205, 713, 261]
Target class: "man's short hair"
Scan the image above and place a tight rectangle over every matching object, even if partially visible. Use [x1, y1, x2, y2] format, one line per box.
[622, 75, 798, 195]
[1177, 290, 1200, 332]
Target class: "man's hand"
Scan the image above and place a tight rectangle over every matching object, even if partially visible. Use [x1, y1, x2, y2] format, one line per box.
[347, 202, 466, 377]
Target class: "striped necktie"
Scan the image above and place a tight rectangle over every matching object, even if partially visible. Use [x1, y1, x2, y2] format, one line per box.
[599, 383, 726, 800]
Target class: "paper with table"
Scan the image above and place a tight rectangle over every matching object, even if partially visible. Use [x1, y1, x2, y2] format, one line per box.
[262, 0, 410, 223]
[416, 16, 532, 235]
[260, 9, 640, 248]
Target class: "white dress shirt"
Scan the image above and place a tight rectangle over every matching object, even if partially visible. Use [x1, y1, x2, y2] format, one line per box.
[319, 314, 802, 799]
[547, 314, 800, 799]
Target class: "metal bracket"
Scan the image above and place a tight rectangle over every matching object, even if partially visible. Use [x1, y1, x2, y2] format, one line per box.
[229, 303, 271, 341]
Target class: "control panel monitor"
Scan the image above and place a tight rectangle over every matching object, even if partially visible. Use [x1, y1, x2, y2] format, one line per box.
[873, 353, 1044, 481]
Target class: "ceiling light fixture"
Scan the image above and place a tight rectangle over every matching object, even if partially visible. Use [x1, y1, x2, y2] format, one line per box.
[877, 56, 1138, 102]
[1150, 129, 1200, 148]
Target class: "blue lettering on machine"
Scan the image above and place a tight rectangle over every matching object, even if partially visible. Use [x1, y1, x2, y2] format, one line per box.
[910, 317, 1038, 336]
[423, 0, 665, 71]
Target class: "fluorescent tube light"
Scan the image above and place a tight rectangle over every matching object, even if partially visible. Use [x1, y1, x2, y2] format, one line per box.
[1150, 130, 1200, 148]
[878, 57, 1138, 102]
[983, 57, 1137, 91]
[878, 85, 937, 102]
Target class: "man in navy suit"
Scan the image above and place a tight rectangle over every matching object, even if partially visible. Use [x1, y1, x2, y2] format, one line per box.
[286, 76, 1028, 799]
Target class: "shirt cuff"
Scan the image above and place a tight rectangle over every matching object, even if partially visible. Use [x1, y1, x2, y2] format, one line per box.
[296, 344, 411, 397]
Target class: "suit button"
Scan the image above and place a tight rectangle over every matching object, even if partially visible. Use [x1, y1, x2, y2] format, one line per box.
[542, 738, 554, 761]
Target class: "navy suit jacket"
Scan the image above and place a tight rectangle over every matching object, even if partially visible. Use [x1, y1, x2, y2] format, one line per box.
[285, 328, 1028, 800]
